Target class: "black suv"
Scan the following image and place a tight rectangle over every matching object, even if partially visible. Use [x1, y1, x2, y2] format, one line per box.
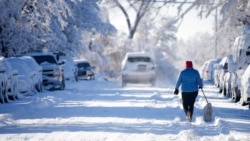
[74, 60, 95, 80]
[27, 52, 65, 90]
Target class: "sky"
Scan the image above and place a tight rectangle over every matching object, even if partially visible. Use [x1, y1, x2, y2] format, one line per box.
[108, 4, 215, 41]
[176, 9, 215, 40]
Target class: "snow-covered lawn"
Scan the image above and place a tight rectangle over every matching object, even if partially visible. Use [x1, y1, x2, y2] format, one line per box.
[0, 80, 250, 141]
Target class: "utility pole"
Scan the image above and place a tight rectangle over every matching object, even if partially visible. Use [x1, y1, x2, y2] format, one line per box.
[215, 7, 218, 59]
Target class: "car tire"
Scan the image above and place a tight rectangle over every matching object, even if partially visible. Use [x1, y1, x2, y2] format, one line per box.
[235, 89, 241, 102]
[222, 87, 226, 96]
[232, 88, 240, 102]
[36, 82, 43, 92]
[239, 97, 247, 106]
[0, 86, 4, 104]
[39, 83, 43, 92]
[231, 88, 237, 102]
[3, 90, 9, 103]
[60, 77, 65, 90]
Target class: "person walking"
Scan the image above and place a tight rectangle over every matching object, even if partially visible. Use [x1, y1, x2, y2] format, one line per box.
[174, 61, 203, 122]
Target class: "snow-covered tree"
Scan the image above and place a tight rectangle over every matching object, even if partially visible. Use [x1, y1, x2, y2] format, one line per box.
[0, 0, 116, 57]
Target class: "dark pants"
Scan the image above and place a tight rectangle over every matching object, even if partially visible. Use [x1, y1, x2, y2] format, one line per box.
[181, 91, 198, 118]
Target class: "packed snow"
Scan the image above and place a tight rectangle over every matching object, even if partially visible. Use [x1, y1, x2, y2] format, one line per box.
[0, 79, 250, 141]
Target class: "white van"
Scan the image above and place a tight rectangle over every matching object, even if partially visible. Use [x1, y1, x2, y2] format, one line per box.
[240, 64, 250, 105]
[231, 26, 250, 104]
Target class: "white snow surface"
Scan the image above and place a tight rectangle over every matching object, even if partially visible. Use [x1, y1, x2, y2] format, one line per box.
[0, 80, 250, 141]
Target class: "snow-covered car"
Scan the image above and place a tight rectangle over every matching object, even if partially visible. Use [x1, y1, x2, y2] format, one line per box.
[7, 58, 36, 95]
[230, 70, 243, 102]
[121, 52, 156, 87]
[26, 52, 65, 90]
[213, 63, 221, 88]
[17, 56, 43, 92]
[239, 64, 250, 106]
[230, 33, 250, 104]
[217, 55, 234, 97]
[60, 56, 78, 82]
[0, 57, 19, 101]
[74, 60, 95, 80]
[200, 58, 221, 82]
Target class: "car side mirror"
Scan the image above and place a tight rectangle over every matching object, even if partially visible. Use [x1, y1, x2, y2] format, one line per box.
[58, 60, 65, 65]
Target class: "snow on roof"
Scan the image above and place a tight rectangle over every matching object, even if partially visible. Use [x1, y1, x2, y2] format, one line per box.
[74, 59, 89, 63]
[25, 52, 55, 57]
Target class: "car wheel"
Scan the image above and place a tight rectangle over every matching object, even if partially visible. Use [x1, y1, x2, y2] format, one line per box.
[38, 82, 43, 92]
[8, 87, 15, 101]
[239, 97, 247, 106]
[235, 89, 241, 102]
[3, 90, 9, 103]
[219, 87, 222, 93]
[231, 88, 236, 102]
[232, 88, 240, 102]
[222, 87, 226, 96]
[13, 83, 19, 100]
[60, 77, 65, 90]
[0, 86, 4, 104]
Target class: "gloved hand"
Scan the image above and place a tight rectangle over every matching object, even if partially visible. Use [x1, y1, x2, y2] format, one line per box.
[174, 89, 179, 95]
[199, 86, 203, 89]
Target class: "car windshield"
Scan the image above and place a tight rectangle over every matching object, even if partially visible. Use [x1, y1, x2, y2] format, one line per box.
[128, 57, 151, 63]
[32, 55, 57, 65]
[77, 62, 90, 68]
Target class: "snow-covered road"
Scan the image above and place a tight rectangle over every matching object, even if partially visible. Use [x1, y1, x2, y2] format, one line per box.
[0, 80, 250, 141]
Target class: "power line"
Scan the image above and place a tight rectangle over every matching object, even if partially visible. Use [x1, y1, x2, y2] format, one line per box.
[144, 0, 216, 4]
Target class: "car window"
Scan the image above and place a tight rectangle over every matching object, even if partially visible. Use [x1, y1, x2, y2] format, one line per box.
[127, 57, 151, 63]
[77, 62, 90, 68]
[32, 55, 57, 65]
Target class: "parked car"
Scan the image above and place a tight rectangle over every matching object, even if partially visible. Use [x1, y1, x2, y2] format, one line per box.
[229, 30, 250, 104]
[200, 58, 221, 82]
[217, 55, 234, 97]
[74, 59, 95, 80]
[230, 70, 243, 102]
[60, 56, 78, 82]
[0, 57, 19, 101]
[26, 52, 65, 90]
[12, 56, 43, 92]
[121, 52, 156, 87]
[213, 63, 221, 88]
[7, 58, 36, 95]
[240, 64, 250, 106]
